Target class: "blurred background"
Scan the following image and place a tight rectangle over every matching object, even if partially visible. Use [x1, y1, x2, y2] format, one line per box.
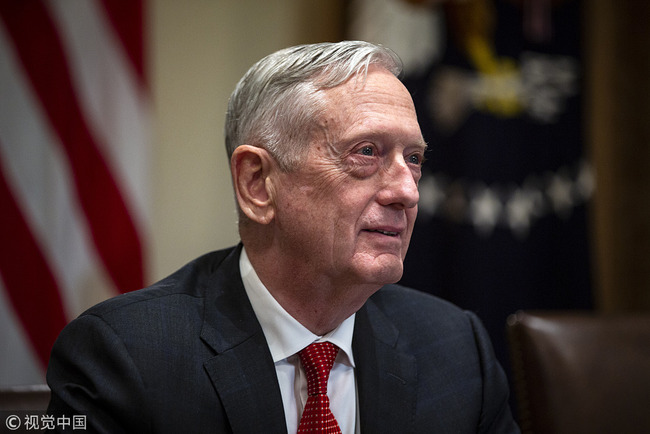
[1, 0, 648, 403]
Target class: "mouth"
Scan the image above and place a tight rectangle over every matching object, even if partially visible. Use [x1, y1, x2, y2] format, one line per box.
[363, 229, 400, 237]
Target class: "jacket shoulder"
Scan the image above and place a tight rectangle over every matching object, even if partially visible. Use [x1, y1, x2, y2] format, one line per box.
[365, 284, 489, 353]
[370, 284, 468, 323]
[82, 245, 239, 318]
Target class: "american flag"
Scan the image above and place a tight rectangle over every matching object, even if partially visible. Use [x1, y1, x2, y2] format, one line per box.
[0, 0, 150, 385]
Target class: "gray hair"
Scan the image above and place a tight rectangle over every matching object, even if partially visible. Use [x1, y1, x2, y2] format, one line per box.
[224, 41, 402, 170]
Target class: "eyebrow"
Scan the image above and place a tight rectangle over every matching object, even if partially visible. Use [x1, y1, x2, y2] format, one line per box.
[409, 139, 428, 154]
[349, 128, 427, 145]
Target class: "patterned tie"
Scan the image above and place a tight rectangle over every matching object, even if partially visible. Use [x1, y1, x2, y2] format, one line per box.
[297, 342, 342, 433]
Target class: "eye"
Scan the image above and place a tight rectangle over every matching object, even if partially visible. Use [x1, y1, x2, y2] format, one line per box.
[407, 153, 423, 165]
[358, 145, 375, 156]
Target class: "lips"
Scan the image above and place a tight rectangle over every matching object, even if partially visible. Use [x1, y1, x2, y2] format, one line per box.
[361, 217, 407, 239]
[364, 229, 399, 237]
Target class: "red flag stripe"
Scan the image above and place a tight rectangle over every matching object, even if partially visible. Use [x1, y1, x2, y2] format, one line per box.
[0, 156, 68, 368]
[46, 0, 152, 232]
[0, 1, 144, 293]
[0, 18, 119, 319]
[99, 0, 146, 84]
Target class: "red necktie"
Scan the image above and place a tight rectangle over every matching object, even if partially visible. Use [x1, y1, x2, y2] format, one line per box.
[297, 342, 342, 433]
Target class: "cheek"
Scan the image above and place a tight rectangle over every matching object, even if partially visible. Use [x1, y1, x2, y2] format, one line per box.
[278, 164, 376, 241]
[406, 205, 418, 226]
[307, 174, 364, 223]
[280, 181, 340, 235]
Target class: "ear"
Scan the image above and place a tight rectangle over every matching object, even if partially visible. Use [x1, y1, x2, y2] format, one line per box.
[231, 145, 276, 224]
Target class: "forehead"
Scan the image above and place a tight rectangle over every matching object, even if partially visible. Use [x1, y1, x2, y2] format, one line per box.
[316, 67, 424, 145]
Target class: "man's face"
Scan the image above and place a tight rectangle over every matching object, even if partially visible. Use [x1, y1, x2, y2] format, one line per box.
[271, 66, 426, 290]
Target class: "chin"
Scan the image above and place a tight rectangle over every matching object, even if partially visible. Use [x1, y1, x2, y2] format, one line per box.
[356, 257, 404, 286]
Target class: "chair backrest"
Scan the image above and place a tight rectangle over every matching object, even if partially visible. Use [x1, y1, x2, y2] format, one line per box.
[507, 311, 650, 434]
[0, 384, 51, 412]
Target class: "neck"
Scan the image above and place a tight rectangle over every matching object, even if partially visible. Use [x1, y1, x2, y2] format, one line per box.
[242, 237, 377, 335]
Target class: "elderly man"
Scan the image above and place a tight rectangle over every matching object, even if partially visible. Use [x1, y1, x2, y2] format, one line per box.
[46, 41, 519, 433]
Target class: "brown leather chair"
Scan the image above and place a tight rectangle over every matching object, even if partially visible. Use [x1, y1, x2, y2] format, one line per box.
[507, 311, 650, 434]
[0, 384, 50, 411]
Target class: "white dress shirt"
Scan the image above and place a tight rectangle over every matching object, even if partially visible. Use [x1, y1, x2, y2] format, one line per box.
[239, 247, 358, 434]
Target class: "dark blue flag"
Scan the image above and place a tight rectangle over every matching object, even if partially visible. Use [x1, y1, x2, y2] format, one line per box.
[396, 0, 594, 380]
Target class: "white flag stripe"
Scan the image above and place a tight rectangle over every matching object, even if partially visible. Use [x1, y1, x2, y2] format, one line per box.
[0, 277, 45, 386]
[46, 0, 152, 233]
[0, 21, 116, 320]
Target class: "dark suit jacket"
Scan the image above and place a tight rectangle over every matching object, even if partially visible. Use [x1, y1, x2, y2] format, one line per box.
[46, 245, 519, 433]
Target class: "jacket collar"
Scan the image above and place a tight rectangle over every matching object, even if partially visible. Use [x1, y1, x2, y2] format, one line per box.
[353, 293, 417, 433]
[200, 245, 288, 434]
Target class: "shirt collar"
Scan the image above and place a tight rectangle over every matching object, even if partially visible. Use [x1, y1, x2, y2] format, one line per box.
[239, 247, 356, 367]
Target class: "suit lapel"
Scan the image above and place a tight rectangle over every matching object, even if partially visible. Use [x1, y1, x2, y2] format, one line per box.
[353, 296, 417, 433]
[200, 246, 287, 434]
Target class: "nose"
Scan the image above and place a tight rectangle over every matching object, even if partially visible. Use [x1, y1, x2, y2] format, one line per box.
[376, 156, 420, 210]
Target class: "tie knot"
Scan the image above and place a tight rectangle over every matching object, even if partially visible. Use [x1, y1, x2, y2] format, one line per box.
[298, 342, 339, 396]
